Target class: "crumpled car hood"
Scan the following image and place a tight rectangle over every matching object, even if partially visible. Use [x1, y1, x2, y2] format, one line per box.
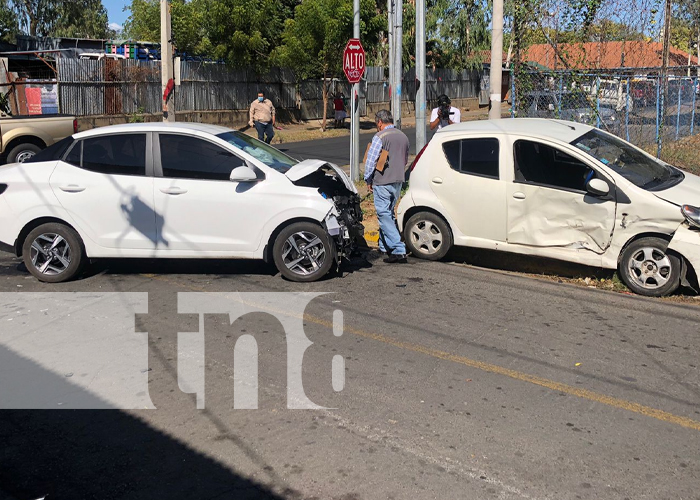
[653, 170, 700, 207]
[285, 160, 358, 194]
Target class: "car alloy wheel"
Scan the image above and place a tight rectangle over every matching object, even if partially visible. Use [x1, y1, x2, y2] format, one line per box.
[22, 222, 85, 283]
[619, 237, 681, 297]
[30, 233, 72, 276]
[282, 231, 327, 276]
[272, 221, 334, 282]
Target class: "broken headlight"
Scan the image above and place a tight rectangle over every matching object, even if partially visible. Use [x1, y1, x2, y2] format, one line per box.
[681, 205, 700, 229]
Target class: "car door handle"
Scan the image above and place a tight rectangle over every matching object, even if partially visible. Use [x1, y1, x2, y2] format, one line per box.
[431, 177, 443, 184]
[513, 192, 526, 200]
[160, 187, 188, 195]
[59, 184, 86, 193]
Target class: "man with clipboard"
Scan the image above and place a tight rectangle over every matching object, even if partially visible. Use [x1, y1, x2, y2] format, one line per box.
[363, 110, 410, 263]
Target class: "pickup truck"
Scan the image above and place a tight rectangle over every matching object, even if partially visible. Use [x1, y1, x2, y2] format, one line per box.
[0, 114, 77, 164]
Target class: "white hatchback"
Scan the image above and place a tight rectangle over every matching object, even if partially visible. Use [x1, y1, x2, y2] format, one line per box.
[0, 123, 364, 282]
[399, 118, 700, 297]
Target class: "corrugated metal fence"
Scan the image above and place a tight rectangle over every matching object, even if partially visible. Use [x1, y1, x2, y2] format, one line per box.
[57, 59, 481, 118]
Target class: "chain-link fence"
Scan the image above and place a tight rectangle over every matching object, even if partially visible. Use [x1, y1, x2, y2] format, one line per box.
[512, 70, 700, 156]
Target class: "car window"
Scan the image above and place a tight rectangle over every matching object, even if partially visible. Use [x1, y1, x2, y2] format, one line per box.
[25, 136, 73, 163]
[158, 134, 246, 181]
[514, 140, 595, 192]
[442, 138, 499, 179]
[571, 129, 683, 190]
[216, 131, 297, 173]
[65, 134, 147, 176]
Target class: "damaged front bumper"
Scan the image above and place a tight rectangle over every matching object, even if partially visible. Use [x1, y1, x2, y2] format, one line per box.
[324, 195, 366, 265]
[669, 223, 700, 289]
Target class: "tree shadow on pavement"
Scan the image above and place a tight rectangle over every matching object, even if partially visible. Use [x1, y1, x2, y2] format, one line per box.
[0, 347, 289, 500]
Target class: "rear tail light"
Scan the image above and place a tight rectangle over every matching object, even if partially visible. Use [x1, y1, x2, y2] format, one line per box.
[73, 119, 78, 134]
[410, 143, 429, 172]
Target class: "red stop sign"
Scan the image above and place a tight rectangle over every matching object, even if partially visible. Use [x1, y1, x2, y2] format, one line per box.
[343, 38, 365, 84]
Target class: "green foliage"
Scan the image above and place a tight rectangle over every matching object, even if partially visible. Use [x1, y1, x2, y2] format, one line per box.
[0, 0, 18, 43]
[9, 0, 110, 38]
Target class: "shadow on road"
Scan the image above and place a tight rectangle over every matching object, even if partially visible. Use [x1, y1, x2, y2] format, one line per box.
[0, 347, 287, 500]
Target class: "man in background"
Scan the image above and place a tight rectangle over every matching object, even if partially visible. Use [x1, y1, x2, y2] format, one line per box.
[429, 94, 461, 131]
[333, 93, 347, 128]
[364, 109, 409, 264]
[249, 91, 276, 143]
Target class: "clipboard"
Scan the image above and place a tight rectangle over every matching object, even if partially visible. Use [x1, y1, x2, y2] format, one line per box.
[363, 143, 389, 173]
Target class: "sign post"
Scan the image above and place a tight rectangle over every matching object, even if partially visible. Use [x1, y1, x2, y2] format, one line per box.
[344, 37, 365, 182]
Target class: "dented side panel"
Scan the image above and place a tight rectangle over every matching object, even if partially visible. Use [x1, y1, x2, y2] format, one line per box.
[506, 183, 616, 254]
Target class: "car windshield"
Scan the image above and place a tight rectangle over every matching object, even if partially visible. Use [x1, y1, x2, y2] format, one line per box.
[571, 129, 683, 190]
[216, 131, 298, 173]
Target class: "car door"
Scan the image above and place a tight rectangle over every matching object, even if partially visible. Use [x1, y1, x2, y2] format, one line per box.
[152, 132, 269, 253]
[430, 136, 507, 242]
[49, 132, 157, 250]
[506, 138, 616, 254]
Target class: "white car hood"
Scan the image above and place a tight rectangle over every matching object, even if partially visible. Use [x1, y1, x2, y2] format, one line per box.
[653, 171, 700, 207]
[285, 159, 358, 194]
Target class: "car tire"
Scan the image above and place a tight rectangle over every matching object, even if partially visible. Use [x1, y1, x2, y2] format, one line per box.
[404, 212, 452, 261]
[618, 237, 681, 297]
[273, 222, 334, 282]
[22, 223, 85, 283]
[7, 143, 42, 164]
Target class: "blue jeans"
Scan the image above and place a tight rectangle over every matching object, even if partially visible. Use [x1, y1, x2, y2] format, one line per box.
[373, 182, 406, 255]
[254, 121, 274, 143]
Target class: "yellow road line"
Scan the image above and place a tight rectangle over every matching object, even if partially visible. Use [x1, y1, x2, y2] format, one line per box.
[143, 274, 700, 431]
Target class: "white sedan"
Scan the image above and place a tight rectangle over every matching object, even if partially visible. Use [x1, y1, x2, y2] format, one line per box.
[0, 123, 364, 282]
[399, 118, 700, 297]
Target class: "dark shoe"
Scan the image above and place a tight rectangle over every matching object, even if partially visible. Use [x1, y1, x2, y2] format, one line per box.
[383, 253, 408, 264]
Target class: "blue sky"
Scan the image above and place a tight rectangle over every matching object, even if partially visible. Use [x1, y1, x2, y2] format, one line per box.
[103, 0, 130, 31]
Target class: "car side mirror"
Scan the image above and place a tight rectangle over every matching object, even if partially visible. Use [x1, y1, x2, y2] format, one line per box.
[230, 166, 258, 182]
[586, 177, 609, 197]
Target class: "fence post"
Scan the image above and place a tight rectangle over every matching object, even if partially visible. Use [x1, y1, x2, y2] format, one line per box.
[510, 69, 515, 118]
[596, 76, 601, 129]
[676, 78, 682, 140]
[691, 77, 697, 136]
[625, 78, 630, 142]
[656, 76, 662, 158]
[557, 75, 562, 119]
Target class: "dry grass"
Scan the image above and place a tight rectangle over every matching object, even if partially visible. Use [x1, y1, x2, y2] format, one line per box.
[656, 134, 700, 176]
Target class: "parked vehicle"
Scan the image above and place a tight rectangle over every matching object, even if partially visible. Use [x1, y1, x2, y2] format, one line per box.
[522, 91, 618, 130]
[583, 79, 633, 112]
[0, 113, 77, 164]
[629, 79, 656, 108]
[400, 118, 700, 297]
[0, 123, 364, 282]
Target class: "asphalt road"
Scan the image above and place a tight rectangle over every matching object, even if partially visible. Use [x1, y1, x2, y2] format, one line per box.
[0, 251, 698, 500]
[278, 127, 422, 166]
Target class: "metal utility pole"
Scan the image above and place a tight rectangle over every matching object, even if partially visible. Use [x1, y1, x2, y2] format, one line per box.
[160, 0, 174, 122]
[661, 0, 671, 78]
[488, 0, 504, 120]
[393, 0, 403, 129]
[350, 0, 360, 182]
[415, 0, 426, 150]
[388, 0, 394, 118]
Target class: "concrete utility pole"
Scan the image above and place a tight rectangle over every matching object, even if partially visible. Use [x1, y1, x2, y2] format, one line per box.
[161, 0, 174, 122]
[415, 0, 426, 150]
[488, 0, 504, 120]
[350, 0, 360, 182]
[393, 0, 403, 129]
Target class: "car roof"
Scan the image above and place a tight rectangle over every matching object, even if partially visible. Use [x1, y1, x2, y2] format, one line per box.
[74, 122, 234, 139]
[436, 118, 593, 144]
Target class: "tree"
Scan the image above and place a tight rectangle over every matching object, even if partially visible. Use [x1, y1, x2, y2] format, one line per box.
[10, 0, 110, 38]
[0, 0, 19, 43]
[272, 0, 384, 130]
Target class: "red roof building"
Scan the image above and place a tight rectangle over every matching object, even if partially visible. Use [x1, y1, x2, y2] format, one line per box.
[523, 41, 698, 71]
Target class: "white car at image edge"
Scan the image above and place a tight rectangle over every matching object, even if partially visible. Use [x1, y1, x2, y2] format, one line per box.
[0, 123, 364, 283]
[399, 118, 700, 297]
